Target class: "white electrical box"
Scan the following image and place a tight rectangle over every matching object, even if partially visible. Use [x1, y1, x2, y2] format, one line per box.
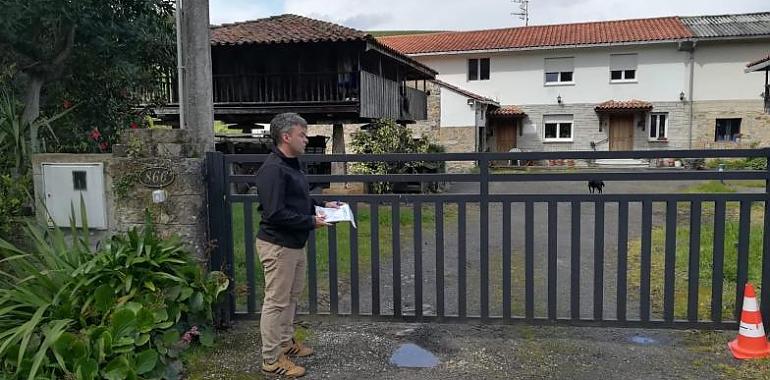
[42, 163, 107, 229]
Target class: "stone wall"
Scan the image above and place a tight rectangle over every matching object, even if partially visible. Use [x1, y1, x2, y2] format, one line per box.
[692, 100, 770, 149]
[32, 129, 209, 257]
[112, 129, 208, 256]
[514, 102, 690, 152]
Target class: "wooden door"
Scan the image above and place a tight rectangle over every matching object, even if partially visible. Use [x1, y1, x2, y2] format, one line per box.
[495, 120, 517, 152]
[609, 115, 634, 151]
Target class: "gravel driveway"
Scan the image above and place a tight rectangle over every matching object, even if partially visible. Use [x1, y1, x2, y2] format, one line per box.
[186, 319, 759, 380]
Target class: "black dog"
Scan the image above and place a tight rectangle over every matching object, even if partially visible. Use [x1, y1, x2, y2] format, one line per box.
[588, 180, 605, 194]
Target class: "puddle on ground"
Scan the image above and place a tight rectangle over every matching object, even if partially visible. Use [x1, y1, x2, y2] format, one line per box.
[389, 343, 440, 368]
[629, 335, 658, 345]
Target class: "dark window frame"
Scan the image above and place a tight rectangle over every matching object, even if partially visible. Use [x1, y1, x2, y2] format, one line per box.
[468, 58, 490, 81]
[715, 118, 742, 142]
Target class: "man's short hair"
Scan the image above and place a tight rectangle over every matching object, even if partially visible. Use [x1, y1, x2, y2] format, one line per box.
[270, 113, 308, 145]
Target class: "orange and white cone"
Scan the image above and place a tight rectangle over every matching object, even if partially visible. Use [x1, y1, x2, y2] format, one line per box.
[728, 283, 770, 360]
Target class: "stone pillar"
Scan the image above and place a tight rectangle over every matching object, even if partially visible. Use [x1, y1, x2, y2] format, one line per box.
[111, 129, 208, 257]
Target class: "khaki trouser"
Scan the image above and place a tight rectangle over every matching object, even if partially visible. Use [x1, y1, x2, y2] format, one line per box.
[256, 238, 306, 362]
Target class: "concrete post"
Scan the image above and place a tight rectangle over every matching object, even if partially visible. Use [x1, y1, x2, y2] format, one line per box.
[180, 0, 214, 154]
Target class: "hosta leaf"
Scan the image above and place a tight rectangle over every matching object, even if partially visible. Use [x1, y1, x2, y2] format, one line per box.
[189, 292, 204, 312]
[136, 308, 155, 333]
[111, 309, 137, 339]
[178, 287, 193, 301]
[135, 333, 150, 347]
[94, 284, 115, 312]
[135, 349, 158, 374]
[154, 321, 174, 329]
[75, 358, 98, 380]
[103, 355, 130, 380]
[124, 275, 133, 293]
[153, 309, 168, 323]
[115, 337, 135, 347]
[164, 286, 182, 301]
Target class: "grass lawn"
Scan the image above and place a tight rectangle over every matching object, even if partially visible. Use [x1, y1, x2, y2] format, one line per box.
[627, 181, 766, 321]
[230, 202, 457, 311]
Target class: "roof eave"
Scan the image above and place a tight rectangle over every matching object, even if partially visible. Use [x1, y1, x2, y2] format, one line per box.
[366, 40, 437, 78]
[745, 60, 770, 73]
[403, 38, 687, 57]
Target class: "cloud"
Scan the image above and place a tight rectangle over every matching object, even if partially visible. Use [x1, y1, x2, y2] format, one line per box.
[305, 12, 394, 30]
[208, 0, 770, 30]
[209, 0, 278, 25]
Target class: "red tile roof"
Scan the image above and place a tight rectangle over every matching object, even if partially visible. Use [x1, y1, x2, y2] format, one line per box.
[378, 17, 692, 54]
[433, 79, 497, 104]
[211, 14, 369, 46]
[594, 99, 653, 112]
[488, 105, 526, 118]
[747, 54, 770, 68]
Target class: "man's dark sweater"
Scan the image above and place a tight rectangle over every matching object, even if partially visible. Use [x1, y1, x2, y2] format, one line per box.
[256, 148, 320, 249]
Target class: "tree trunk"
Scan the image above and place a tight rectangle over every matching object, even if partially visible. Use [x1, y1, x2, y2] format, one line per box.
[21, 75, 44, 153]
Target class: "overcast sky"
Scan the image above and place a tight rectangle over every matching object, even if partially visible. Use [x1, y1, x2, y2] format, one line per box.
[209, 0, 769, 30]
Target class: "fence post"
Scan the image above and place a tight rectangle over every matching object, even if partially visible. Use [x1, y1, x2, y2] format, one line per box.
[762, 148, 770, 329]
[206, 151, 233, 327]
[479, 153, 490, 319]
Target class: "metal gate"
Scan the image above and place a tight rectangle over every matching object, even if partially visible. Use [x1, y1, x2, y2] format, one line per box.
[207, 149, 770, 330]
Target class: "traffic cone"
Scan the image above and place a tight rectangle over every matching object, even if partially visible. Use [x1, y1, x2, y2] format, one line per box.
[728, 283, 770, 359]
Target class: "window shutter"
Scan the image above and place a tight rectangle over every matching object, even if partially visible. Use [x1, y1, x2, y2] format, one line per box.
[610, 54, 638, 71]
[544, 57, 574, 73]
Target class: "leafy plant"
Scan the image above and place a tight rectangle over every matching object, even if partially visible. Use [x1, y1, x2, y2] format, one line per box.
[349, 119, 445, 193]
[0, 86, 74, 177]
[0, 174, 32, 241]
[0, 210, 228, 379]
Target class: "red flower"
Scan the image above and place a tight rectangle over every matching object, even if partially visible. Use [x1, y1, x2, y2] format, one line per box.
[99, 141, 109, 152]
[89, 128, 101, 141]
[130, 122, 139, 129]
[62, 99, 72, 109]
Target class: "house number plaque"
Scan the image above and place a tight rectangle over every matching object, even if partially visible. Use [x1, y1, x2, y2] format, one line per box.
[139, 166, 175, 188]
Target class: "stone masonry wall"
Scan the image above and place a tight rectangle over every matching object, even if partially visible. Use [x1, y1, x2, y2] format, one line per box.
[30, 129, 209, 257]
[515, 102, 689, 152]
[692, 100, 770, 149]
[110, 129, 208, 256]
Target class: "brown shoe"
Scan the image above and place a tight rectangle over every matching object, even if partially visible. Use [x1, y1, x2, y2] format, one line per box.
[262, 354, 306, 378]
[283, 338, 314, 357]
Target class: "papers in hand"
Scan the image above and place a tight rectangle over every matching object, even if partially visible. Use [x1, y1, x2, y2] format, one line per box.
[315, 203, 357, 228]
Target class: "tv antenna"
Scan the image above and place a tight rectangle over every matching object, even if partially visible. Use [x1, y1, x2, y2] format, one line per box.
[511, 0, 529, 26]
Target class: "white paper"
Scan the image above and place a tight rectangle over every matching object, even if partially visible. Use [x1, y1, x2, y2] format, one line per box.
[315, 203, 357, 228]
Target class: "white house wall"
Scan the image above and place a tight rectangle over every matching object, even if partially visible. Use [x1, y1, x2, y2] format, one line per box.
[418, 44, 690, 108]
[693, 40, 769, 101]
[416, 38, 770, 152]
[439, 87, 477, 127]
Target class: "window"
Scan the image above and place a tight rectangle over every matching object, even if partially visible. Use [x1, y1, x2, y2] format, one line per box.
[543, 115, 573, 142]
[610, 54, 638, 82]
[649, 113, 667, 140]
[468, 58, 490, 81]
[715, 118, 742, 142]
[544, 57, 574, 85]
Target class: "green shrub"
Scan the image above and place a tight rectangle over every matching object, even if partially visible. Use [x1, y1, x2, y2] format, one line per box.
[705, 157, 767, 170]
[0, 213, 228, 380]
[349, 119, 445, 193]
[0, 174, 31, 240]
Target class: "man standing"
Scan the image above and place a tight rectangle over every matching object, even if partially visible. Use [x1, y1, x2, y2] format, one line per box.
[256, 113, 338, 377]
